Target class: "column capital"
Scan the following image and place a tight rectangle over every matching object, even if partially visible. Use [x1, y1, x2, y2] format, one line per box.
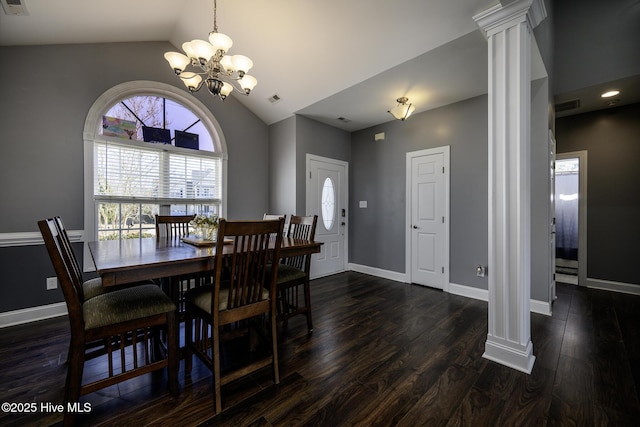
[473, 0, 546, 37]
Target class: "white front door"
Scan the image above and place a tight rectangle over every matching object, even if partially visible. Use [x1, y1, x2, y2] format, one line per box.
[307, 155, 348, 278]
[406, 147, 449, 290]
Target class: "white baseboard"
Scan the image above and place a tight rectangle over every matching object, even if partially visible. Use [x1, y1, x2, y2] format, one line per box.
[0, 302, 67, 328]
[348, 263, 407, 283]
[448, 282, 552, 316]
[448, 282, 488, 302]
[586, 277, 640, 295]
[345, 266, 554, 317]
[530, 299, 552, 316]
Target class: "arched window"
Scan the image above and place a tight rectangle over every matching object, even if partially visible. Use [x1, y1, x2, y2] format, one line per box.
[83, 81, 227, 257]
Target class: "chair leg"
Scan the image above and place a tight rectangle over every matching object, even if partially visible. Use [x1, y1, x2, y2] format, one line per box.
[166, 311, 179, 397]
[270, 311, 280, 384]
[63, 341, 84, 427]
[303, 280, 313, 332]
[212, 325, 222, 413]
[185, 313, 193, 377]
[281, 288, 289, 328]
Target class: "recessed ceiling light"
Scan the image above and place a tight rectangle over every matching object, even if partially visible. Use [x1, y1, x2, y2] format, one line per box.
[601, 90, 620, 98]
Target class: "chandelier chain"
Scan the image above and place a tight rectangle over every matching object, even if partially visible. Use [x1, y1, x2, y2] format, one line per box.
[213, 0, 218, 33]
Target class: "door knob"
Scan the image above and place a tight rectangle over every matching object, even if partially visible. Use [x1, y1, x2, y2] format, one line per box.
[413, 225, 419, 229]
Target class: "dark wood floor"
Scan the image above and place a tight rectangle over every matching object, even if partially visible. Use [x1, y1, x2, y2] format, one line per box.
[1, 272, 639, 426]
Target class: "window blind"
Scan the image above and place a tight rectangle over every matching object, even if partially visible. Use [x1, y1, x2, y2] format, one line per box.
[94, 138, 221, 204]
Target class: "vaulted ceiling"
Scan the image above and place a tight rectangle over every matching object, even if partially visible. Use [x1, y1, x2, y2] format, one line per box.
[0, 0, 497, 131]
[2, 0, 638, 131]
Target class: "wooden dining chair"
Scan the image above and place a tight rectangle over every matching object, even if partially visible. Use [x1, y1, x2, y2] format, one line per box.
[155, 214, 204, 316]
[263, 213, 287, 235]
[274, 215, 318, 332]
[155, 214, 196, 241]
[38, 217, 179, 426]
[184, 218, 284, 414]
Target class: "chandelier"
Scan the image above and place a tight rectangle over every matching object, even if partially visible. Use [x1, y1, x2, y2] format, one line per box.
[164, 0, 257, 101]
[388, 97, 415, 121]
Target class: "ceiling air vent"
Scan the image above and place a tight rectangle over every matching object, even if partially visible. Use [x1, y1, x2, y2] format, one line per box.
[268, 94, 281, 104]
[1, 0, 29, 16]
[555, 99, 580, 112]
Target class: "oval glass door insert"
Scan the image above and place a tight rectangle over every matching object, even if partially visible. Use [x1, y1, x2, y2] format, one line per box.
[321, 177, 336, 230]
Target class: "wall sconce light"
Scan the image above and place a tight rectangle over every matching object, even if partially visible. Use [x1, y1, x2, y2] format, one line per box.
[388, 97, 415, 121]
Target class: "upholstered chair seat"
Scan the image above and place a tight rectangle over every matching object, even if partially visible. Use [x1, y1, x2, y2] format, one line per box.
[83, 284, 176, 330]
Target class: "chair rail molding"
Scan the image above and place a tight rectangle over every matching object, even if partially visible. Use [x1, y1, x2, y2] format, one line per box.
[0, 230, 83, 247]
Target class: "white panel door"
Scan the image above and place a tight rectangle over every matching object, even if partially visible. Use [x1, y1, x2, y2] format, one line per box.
[307, 155, 348, 278]
[408, 149, 448, 289]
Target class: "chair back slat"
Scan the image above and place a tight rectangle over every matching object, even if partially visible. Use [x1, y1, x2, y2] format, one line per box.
[214, 219, 284, 314]
[53, 217, 85, 300]
[38, 217, 84, 324]
[155, 214, 195, 241]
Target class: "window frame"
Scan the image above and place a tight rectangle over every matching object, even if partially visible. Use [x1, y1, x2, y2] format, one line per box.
[83, 80, 228, 271]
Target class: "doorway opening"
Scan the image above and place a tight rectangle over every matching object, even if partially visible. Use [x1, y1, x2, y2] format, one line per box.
[555, 158, 578, 284]
[554, 152, 587, 286]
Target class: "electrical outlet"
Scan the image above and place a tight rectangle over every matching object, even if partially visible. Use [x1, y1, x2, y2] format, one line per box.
[476, 265, 486, 278]
[46, 276, 58, 290]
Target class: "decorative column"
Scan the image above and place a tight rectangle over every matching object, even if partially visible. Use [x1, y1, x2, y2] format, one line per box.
[473, 0, 546, 374]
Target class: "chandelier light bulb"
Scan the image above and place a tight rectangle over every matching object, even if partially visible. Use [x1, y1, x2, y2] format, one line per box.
[220, 82, 234, 99]
[180, 72, 203, 92]
[164, 52, 190, 74]
[209, 32, 233, 53]
[189, 39, 216, 62]
[231, 55, 253, 75]
[219, 55, 235, 73]
[181, 41, 197, 60]
[239, 75, 258, 94]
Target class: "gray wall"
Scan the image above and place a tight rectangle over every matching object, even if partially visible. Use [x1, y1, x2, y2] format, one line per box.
[350, 95, 489, 289]
[268, 117, 297, 216]
[268, 115, 350, 217]
[555, 102, 640, 286]
[531, 77, 553, 301]
[295, 116, 351, 215]
[0, 42, 270, 312]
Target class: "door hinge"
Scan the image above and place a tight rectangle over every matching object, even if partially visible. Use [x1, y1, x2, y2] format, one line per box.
[442, 166, 445, 174]
[441, 266, 444, 274]
[309, 171, 312, 179]
[442, 216, 445, 223]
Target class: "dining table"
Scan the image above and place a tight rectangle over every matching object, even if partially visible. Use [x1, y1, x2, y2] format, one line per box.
[88, 236, 323, 288]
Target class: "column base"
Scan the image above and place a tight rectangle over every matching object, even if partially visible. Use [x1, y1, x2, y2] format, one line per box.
[483, 336, 536, 374]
